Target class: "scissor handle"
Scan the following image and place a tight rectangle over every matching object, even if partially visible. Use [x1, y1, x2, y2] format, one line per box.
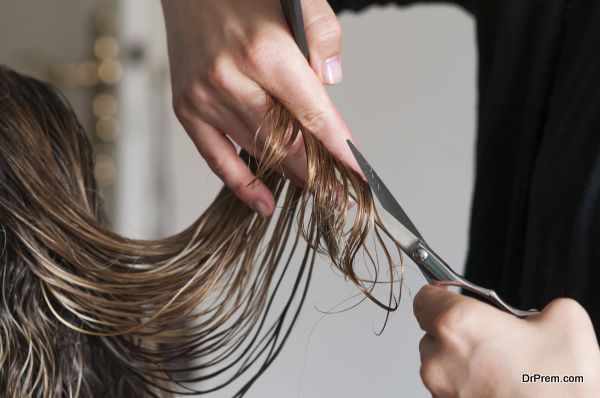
[410, 241, 540, 318]
[280, 0, 310, 60]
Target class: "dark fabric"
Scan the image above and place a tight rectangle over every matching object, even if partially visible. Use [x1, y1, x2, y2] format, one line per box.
[330, 0, 600, 335]
[328, 0, 472, 13]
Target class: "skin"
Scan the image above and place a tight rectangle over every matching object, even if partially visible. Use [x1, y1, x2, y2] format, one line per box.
[413, 285, 600, 397]
[160, 2, 600, 394]
[161, 0, 357, 217]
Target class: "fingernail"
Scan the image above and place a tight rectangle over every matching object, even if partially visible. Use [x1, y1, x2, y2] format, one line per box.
[253, 200, 270, 217]
[322, 56, 343, 85]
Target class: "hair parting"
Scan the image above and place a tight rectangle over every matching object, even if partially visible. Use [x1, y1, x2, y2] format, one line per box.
[0, 66, 402, 397]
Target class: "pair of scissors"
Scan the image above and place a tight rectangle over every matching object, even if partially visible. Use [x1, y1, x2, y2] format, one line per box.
[346, 141, 539, 317]
[279, 0, 538, 317]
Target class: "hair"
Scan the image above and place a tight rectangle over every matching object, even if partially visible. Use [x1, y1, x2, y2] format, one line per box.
[0, 66, 402, 397]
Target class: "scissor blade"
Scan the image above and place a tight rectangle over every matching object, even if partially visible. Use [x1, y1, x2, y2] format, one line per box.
[347, 140, 423, 241]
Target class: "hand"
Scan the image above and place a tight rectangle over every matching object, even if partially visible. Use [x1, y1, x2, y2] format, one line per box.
[161, 0, 355, 216]
[413, 285, 600, 398]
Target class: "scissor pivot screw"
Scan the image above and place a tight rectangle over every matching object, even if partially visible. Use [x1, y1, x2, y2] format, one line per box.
[414, 248, 429, 262]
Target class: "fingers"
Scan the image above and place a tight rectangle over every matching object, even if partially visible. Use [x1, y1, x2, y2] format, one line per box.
[166, 0, 358, 197]
[532, 298, 593, 331]
[185, 117, 276, 216]
[420, 358, 452, 398]
[174, 53, 308, 193]
[202, 69, 310, 186]
[413, 285, 462, 337]
[238, 27, 360, 174]
[414, 285, 521, 343]
[415, 292, 463, 398]
[418, 333, 436, 363]
[223, 99, 310, 188]
[418, 333, 455, 398]
[302, 0, 343, 85]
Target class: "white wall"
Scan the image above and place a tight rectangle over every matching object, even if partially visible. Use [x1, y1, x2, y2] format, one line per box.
[159, 4, 476, 397]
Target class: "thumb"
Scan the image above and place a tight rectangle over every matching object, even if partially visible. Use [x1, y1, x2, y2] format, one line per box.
[302, 0, 343, 85]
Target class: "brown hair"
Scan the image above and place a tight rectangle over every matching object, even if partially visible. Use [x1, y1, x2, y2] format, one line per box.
[0, 66, 401, 397]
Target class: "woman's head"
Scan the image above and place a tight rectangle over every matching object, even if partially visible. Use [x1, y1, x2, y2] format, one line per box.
[0, 66, 138, 396]
[0, 66, 101, 219]
[0, 66, 400, 397]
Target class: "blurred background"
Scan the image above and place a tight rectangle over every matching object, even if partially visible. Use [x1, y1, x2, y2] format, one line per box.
[0, 1, 475, 397]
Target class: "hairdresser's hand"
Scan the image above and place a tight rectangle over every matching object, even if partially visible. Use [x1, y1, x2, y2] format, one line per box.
[413, 285, 600, 398]
[162, 0, 355, 216]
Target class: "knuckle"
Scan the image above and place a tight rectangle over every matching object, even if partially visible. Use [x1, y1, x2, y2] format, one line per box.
[550, 297, 582, 312]
[545, 298, 587, 321]
[204, 152, 229, 178]
[206, 57, 234, 94]
[250, 93, 270, 121]
[418, 335, 428, 353]
[434, 305, 465, 339]
[172, 94, 197, 126]
[297, 109, 328, 134]
[172, 94, 188, 121]
[229, 178, 249, 196]
[419, 362, 440, 393]
[205, 153, 251, 195]
[413, 286, 427, 315]
[306, 15, 342, 46]
[420, 362, 452, 398]
[243, 33, 277, 73]
[175, 85, 211, 123]
[187, 85, 211, 107]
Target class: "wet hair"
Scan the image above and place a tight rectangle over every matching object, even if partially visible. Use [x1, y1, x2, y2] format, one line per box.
[0, 66, 401, 397]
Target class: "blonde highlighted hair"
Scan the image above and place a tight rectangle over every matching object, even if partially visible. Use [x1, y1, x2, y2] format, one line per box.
[0, 67, 401, 397]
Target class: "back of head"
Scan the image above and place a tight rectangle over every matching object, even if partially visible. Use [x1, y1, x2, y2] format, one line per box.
[0, 67, 147, 397]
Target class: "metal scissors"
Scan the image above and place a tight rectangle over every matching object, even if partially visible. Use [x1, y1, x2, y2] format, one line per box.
[279, 0, 538, 317]
[347, 140, 539, 317]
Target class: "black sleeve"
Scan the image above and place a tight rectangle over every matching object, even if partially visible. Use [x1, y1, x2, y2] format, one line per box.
[328, 0, 405, 13]
[328, 0, 473, 14]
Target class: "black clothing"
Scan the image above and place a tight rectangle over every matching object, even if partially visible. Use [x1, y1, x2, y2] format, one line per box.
[330, 0, 600, 334]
